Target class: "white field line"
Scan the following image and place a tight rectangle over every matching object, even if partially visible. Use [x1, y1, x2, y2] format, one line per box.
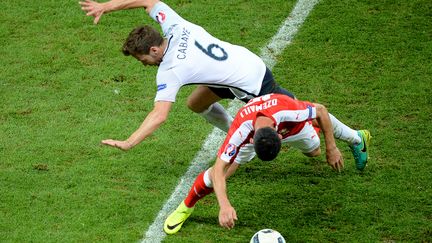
[141, 0, 319, 242]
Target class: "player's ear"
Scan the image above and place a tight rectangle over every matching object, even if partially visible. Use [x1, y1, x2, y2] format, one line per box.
[149, 46, 159, 56]
[249, 138, 254, 144]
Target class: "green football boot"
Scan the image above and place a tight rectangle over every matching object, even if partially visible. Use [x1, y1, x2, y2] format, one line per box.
[350, 130, 371, 170]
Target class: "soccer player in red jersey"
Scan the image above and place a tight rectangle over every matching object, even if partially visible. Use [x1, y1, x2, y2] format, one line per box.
[164, 93, 371, 233]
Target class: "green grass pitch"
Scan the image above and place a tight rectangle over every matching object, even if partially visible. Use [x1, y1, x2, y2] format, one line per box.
[1, 0, 431, 242]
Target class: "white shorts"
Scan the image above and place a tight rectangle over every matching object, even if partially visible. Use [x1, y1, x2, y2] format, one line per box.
[234, 121, 320, 164]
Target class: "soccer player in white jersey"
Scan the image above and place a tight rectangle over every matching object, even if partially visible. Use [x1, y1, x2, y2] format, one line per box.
[79, 0, 296, 150]
[164, 93, 371, 234]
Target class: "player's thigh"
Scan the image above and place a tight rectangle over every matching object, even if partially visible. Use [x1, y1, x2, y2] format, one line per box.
[303, 147, 321, 157]
[187, 86, 223, 113]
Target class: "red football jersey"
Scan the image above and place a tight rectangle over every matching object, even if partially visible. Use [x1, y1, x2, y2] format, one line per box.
[218, 94, 316, 163]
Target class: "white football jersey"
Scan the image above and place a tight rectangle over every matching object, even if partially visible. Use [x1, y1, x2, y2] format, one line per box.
[149, 2, 266, 102]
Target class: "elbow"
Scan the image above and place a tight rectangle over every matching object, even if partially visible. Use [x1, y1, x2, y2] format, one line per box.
[152, 101, 172, 125]
[313, 103, 327, 117]
[149, 108, 169, 126]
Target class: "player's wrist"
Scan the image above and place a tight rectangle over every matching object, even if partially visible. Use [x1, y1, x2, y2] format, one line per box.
[218, 199, 232, 210]
[103, 1, 115, 12]
[125, 139, 134, 148]
[324, 140, 337, 151]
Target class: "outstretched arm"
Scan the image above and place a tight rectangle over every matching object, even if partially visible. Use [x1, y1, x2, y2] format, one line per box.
[101, 101, 171, 150]
[79, 0, 159, 24]
[314, 103, 344, 171]
[210, 158, 239, 229]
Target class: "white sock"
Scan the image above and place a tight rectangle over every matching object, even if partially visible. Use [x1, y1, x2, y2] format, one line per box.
[329, 113, 361, 145]
[203, 169, 213, 188]
[199, 102, 233, 132]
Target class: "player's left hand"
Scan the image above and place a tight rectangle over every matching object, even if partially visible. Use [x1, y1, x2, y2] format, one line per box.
[326, 147, 344, 172]
[79, 0, 105, 24]
[219, 206, 238, 229]
[101, 139, 133, 151]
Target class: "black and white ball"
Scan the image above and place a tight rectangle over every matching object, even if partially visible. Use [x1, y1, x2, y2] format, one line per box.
[250, 229, 286, 243]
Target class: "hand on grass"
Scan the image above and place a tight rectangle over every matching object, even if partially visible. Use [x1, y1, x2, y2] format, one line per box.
[101, 139, 133, 151]
[219, 206, 238, 229]
[79, 0, 105, 24]
[326, 147, 344, 172]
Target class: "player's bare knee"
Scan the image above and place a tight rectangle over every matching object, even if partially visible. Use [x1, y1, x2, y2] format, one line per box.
[304, 147, 321, 157]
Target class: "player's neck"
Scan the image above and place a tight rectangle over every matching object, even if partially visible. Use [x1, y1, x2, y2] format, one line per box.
[254, 116, 275, 130]
[161, 39, 168, 56]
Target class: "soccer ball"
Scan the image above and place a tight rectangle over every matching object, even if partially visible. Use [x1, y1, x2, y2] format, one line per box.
[250, 229, 286, 243]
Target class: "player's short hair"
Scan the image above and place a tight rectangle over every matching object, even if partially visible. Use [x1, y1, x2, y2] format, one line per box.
[253, 127, 281, 161]
[122, 25, 164, 56]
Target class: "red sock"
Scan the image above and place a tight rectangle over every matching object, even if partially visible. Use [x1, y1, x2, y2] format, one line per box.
[184, 171, 214, 208]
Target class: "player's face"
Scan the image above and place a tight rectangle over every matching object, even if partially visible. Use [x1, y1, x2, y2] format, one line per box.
[135, 54, 162, 66]
[134, 46, 164, 66]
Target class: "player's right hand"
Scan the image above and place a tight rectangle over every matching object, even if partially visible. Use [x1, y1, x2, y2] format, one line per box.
[219, 206, 238, 229]
[326, 147, 344, 172]
[79, 0, 105, 24]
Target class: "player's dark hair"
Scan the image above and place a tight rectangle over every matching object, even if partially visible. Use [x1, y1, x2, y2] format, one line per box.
[122, 25, 164, 56]
[253, 127, 281, 161]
